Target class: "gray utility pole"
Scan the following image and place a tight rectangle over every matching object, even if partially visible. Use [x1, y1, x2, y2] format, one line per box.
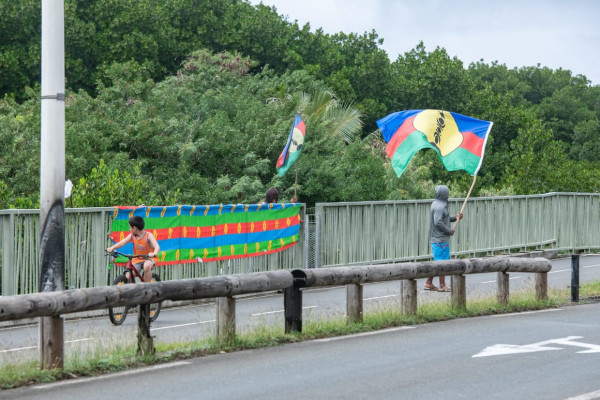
[39, 0, 66, 370]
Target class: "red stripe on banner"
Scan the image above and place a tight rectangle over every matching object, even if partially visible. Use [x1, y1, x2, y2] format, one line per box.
[459, 131, 485, 157]
[385, 116, 417, 158]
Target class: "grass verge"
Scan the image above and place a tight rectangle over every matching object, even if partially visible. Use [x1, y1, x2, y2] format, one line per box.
[1, 283, 599, 390]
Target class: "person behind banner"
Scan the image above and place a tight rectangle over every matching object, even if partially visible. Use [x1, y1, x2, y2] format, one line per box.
[424, 185, 463, 292]
[106, 215, 160, 283]
[264, 186, 298, 204]
[264, 187, 279, 204]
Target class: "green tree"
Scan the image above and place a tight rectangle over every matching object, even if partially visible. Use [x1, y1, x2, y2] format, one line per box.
[537, 86, 595, 144]
[71, 159, 177, 207]
[503, 118, 600, 193]
[389, 42, 472, 112]
[570, 119, 600, 161]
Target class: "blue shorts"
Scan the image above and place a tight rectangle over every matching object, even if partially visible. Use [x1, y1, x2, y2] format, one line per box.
[432, 242, 450, 261]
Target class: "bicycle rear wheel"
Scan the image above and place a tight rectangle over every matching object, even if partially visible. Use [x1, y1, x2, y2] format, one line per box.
[149, 273, 162, 322]
[108, 274, 130, 325]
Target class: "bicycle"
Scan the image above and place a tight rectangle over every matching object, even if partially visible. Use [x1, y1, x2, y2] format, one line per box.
[106, 250, 162, 325]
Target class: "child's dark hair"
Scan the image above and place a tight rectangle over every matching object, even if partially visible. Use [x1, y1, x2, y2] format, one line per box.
[265, 187, 279, 204]
[128, 215, 145, 230]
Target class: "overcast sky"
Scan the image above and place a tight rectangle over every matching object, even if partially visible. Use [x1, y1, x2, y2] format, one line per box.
[249, 0, 599, 85]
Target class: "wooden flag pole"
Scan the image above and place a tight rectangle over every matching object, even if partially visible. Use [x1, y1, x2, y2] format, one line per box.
[294, 162, 298, 201]
[453, 174, 477, 230]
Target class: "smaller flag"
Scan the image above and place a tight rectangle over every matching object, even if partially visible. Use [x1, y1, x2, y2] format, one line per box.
[276, 113, 306, 176]
[376, 109, 493, 177]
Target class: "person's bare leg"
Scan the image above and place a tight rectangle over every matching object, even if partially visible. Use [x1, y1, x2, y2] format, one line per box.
[424, 277, 437, 290]
[439, 275, 450, 291]
[143, 261, 153, 283]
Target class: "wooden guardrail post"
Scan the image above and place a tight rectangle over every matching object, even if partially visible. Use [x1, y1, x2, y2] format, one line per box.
[217, 296, 236, 343]
[535, 272, 548, 301]
[497, 272, 509, 306]
[137, 304, 154, 355]
[401, 279, 417, 315]
[346, 284, 363, 324]
[284, 271, 307, 333]
[40, 316, 64, 369]
[284, 285, 303, 333]
[451, 275, 466, 310]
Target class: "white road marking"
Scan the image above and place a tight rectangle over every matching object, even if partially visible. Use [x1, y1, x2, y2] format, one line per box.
[0, 345, 37, 353]
[150, 320, 216, 331]
[490, 308, 563, 318]
[314, 326, 415, 342]
[481, 276, 523, 284]
[474, 336, 600, 357]
[364, 295, 397, 301]
[250, 305, 317, 317]
[0, 324, 37, 332]
[32, 361, 191, 389]
[0, 338, 93, 353]
[565, 389, 600, 400]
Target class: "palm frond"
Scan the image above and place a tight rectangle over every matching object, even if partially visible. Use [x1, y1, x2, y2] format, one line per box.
[323, 103, 363, 143]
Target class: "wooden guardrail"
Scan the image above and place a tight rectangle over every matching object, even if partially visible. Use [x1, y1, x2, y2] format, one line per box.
[0, 256, 551, 369]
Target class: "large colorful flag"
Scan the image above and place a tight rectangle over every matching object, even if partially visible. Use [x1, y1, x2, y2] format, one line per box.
[377, 109, 493, 177]
[109, 203, 302, 266]
[276, 113, 306, 176]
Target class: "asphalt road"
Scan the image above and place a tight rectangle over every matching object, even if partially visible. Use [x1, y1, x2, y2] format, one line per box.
[4, 302, 600, 400]
[1, 255, 599, 368]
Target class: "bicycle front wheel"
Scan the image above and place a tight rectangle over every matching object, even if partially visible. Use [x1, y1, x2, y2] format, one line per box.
[108, 274, 130, 325]
[149, 273, 162, 322]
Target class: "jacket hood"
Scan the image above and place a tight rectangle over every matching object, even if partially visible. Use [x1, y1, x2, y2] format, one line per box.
[434, 185, 449, 201]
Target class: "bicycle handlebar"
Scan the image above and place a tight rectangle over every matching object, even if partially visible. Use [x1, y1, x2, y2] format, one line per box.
[106, 250, 151, 260]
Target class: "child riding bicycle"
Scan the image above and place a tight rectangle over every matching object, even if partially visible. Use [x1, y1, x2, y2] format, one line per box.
[106, 215, 160, 283]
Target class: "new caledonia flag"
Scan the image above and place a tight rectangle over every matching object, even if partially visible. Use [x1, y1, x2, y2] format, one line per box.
[376, 109, 493, 177]
[276, 113, 305, 176]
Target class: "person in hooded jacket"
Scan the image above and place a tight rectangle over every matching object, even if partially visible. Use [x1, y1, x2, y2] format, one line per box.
[424, 185, 463, 292]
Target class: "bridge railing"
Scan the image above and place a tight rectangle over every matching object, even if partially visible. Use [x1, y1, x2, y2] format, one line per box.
[314, 192, 600, 267]
[1, 192, 598, 296]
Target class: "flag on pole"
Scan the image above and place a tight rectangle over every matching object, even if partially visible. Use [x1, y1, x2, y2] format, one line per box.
[376, 109, 493, 177]
[276, 113, 305, 176]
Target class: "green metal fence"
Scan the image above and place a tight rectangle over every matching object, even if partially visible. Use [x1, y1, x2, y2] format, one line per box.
[2, 193, 599, 295]
[314, 193, 600, 267]
[0, 206, 308, 296]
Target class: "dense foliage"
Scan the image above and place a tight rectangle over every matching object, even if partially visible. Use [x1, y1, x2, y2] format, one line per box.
[1, 0, 599, 208]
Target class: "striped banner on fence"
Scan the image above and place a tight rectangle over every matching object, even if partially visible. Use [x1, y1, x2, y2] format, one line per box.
[109, 204, 302, 265]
